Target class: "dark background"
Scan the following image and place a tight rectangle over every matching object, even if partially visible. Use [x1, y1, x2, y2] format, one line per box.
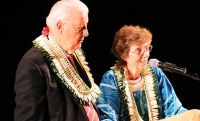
[3, 0, 200, 120]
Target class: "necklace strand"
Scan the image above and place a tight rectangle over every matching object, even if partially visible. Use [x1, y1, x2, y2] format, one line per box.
[33, 35, 100, 104]
[112, 64, 159, 121]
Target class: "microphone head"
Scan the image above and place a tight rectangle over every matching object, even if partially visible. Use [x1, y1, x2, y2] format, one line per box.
[148, 58, 159, 68]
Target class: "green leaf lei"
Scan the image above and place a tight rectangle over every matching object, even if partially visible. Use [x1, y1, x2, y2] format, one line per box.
[112, 64, 160, 121]
[33, 35, 100, 105]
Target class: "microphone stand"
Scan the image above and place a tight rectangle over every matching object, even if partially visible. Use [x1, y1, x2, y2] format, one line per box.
[163, 62, 200, 81]
[184, 72, 200, 82]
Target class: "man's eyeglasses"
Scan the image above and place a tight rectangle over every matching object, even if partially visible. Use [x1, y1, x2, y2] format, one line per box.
[75, 25, 87, 33]
[131, 45, 153, 55]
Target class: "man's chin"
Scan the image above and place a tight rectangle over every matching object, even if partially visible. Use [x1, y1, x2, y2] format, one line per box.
[74, 45, 82, 52]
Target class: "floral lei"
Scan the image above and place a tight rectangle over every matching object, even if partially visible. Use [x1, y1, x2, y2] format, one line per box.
[32, 33, 100, 105]
[112, 64, 160, 121]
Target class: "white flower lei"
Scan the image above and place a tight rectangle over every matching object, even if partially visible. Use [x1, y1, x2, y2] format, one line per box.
[33, 35, 100, 105]
[112, 64, 159, 121]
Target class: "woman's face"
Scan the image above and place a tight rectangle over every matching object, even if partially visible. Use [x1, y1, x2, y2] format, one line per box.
[123, 42, 152, 73]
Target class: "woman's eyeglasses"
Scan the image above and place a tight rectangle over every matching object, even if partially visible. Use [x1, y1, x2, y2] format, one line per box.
[131, 45, 153, 55]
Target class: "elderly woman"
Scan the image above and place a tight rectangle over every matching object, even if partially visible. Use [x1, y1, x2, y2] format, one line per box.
[96, 25, 187, 121]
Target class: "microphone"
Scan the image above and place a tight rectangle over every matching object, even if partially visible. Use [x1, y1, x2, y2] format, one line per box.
[148, 58, 187, 74]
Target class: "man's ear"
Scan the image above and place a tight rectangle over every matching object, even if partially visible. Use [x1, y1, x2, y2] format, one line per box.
[56, 20, 64, 33]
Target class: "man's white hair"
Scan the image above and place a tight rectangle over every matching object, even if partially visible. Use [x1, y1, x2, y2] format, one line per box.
[46, 0, 88, 32]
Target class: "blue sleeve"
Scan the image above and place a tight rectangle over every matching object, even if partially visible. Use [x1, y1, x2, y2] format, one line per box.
[154, 67, 187, 117]
[96, 70, 120, 121]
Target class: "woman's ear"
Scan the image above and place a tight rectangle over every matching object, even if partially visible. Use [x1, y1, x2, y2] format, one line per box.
[121, 55, 127, 62]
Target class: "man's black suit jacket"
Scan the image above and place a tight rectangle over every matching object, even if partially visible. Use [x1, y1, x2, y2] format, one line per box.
[14, 47, 98, 121]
